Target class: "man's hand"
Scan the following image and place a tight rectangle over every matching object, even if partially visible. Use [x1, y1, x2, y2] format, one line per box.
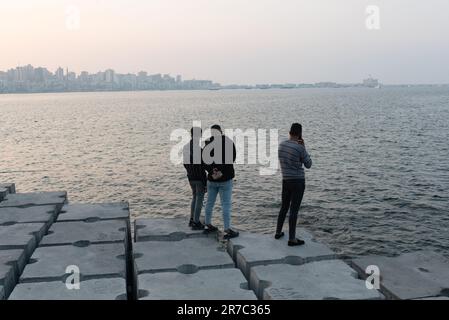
[298, 138, 305, 146]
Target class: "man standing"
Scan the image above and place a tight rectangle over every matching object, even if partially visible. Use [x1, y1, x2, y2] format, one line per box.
[183, 127, 207, 230]
[276, 123, 312, 246]
[203, 125, 239, 239]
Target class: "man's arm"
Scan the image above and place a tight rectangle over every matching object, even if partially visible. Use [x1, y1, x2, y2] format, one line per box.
[301, 147, 312, 169]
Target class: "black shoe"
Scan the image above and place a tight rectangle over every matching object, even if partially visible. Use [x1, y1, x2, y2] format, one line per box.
[288, 238, 305, 246]
[224, 229, 240, 240]
[203, 224, 218, 234]
[188, 218, 194, 227]
[275, 232, 285, 240]
[191, 221, 205, 231]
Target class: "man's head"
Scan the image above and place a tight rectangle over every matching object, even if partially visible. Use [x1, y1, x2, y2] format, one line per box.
[289, 123, 302, 139]
[190, 127, 202, 140]
[211, 124, 222, 136]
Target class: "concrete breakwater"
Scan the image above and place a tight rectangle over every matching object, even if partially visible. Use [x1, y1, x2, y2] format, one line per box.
[1, 182, 448, 300]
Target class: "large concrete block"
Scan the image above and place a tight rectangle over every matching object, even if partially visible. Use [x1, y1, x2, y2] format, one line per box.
[0, 223, 48, 255]
[250, 260, 383, 300]
[40, 220, 127, 247]
[134, 237, 234, 274]
[57, 203, 129, 222]
[139, 268, 257, 300]
[0, 183, 16, 194]
[0, 250, 27, 300]
[20, 243, 126, 283]
[0, 205, 58, 228]
[351, 251, 449, 300]
[134, 218, 207, 242]
[9, 278, 127, 300]
[227, 230, 336, 279]
[0, 192, 67, 212]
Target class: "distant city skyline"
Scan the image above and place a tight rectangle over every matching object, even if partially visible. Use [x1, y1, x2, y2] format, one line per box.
[1, 1, 449, 85]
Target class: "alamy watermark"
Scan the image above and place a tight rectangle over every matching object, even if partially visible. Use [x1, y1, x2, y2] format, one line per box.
[366, 5, 381, 30]
[65, 265, 81, 290]
[365, 265, 380, 290]
[170, 121, 279, 176]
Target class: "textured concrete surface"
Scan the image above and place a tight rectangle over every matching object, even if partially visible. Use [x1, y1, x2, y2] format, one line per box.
[0, 223, 47, 254]
[0, 205, 57, 227]
[40, 220, 127, 247]
[57, 203, 129, 222]
[139, 268, 257, 300]
[134, 237, 234, 274]
[0, 250, 27, 300]
[227, 230, 336, 279]
[351, 251, 449, 300]
[134, 218, 206, 242]
[20, 243, 126, 282]
[0, 183, 16, 194]
[9, 278, 127, 300]
[0, 192, 67, 211]
[251, 260, 383, 300]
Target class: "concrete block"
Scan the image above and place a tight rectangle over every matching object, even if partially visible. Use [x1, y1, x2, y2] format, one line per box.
[20, 243, 126, 283]
[0, 205, 58, 228]
[251, 260, 383, 300]
[134, 237, 234, 274]
[134, 218, 207, 242]
[227, 230, 336, 279]
[0, 183, 16, 194]
[0, 223, 48, 255]
[0, 192, 67, 212]
[9, 278, 127, 300]
[0, 250, 27, 300]
[40, 220, 127, 247]
[139, 269, 257, 300]
[351, 251, 449, 300]
[57, 203, 129, 222]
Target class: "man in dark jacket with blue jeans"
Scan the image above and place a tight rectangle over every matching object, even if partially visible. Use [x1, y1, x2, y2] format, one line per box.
[276, 123, 312, 246]
[183, 127, 207, 230]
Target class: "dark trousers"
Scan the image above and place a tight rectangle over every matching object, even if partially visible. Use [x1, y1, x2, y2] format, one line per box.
[276, 179, 305, 240]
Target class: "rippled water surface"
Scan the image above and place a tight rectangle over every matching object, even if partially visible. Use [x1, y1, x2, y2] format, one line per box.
[1, 88, 448, 258]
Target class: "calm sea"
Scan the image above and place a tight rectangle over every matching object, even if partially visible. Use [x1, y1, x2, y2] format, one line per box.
[1, 88, 448, 258]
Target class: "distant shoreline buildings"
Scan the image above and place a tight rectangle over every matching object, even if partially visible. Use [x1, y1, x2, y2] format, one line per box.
[0, 64, 221, 93]
[4, 64, 435, 94]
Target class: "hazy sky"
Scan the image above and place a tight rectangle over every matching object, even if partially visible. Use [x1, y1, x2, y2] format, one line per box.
[1, 0, 449, 84]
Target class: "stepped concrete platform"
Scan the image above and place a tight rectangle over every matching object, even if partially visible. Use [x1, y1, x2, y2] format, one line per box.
[0, 205, 58, 228]
[40, 220, 127, 247]
[250, 260, 383, 300]
[139, 269, 257, 300]
[227, 230, 336, 279]
[0, 250, 27, 300]
[0, 192, 67, 211]
[351, 251, 449, 300]
[9, 278, 127, 300]
[19, 243, 127, 283]
[134, 218, 206, 242]
[0, 222, 48, 254]
[57, 203, 129, 222]
[134, 237, 234, 274]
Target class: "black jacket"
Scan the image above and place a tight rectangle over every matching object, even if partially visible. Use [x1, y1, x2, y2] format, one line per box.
[183, 140, 207, 185]
[203, 135, 236, 182]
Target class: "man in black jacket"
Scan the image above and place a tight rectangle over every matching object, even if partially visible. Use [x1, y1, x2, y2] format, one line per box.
[183, 127, 207, 230]
[203, 125, 239, 239]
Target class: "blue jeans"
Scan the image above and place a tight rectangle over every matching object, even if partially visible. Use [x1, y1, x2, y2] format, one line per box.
[205, 180, 233, 230]
[189, 181, 205, 223]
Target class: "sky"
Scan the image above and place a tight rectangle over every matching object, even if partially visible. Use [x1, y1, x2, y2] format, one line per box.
[1, 0, 449, 84]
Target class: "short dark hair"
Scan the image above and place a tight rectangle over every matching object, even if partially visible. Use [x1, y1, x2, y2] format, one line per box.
[290, 123, 302, 137]
[211, 124, 222, 133]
